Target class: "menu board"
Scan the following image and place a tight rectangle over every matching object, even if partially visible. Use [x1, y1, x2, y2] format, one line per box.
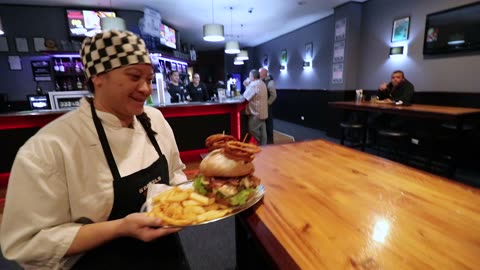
[67, 9, 117, 37]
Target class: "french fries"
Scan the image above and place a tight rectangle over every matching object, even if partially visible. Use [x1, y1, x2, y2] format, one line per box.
[147, 187, 232, 226]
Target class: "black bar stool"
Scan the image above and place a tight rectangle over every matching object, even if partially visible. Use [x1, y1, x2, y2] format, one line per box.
[340, 122, 367, 150]
[375, 128, 410, 162]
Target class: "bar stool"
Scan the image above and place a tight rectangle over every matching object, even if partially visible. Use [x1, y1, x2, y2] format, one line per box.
[340, 122, 367, 150]
[375, 128, 410, 162]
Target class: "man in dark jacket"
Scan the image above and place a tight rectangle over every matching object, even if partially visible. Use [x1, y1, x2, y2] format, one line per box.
[377, 70, 414, 105]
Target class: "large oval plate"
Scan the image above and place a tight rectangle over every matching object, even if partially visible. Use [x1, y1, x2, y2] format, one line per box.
[141, 181, 265, 228]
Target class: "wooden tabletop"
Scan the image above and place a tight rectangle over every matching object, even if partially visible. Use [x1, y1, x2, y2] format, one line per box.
[243, 140, 480, 270]
[329, 101, 480, 121]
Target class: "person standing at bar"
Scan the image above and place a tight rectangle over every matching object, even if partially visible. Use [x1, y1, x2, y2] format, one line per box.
[167, 70, 187, 103]
[186, 73, 209, 102]
[243, 69, 268, 145]
[0, 30, 190, 269]
[259, 67, 277, 144]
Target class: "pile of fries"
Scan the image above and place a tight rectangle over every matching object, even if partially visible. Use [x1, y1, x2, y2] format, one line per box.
[146, 187, 232, 226]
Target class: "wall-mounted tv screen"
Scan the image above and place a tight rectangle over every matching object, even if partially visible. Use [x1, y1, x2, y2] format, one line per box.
[66, 9, 117, 37]
[423, 2, 480, 55]
[160, 23, 177, 49]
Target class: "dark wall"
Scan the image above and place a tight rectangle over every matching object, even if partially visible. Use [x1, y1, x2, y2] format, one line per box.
[357, 0, 480, 92]
[253, 16, 334, 90]
[0, 5, 143, 101]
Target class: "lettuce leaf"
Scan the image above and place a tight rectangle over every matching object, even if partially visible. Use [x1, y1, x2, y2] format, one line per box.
[193, 175, 208, 195]
[228, 188, 255, 206]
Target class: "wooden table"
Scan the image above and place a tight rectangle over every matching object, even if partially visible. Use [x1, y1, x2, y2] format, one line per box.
[237, 140, 480, 270]
[329, 101, 480, 128]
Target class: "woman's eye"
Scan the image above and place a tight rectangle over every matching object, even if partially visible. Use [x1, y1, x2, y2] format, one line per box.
[128, 74, 141, 81]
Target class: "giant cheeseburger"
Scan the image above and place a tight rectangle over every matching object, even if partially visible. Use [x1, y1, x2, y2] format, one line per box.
[193, 134, 261, 206]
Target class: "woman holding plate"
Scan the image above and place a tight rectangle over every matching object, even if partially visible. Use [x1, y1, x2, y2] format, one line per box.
[0, 30, 190, 269]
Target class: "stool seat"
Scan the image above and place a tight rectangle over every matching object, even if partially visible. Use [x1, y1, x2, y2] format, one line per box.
[377, 129, 408, 137]
[340, 122, 364, 129]
[340, 122, 366, 150]
[441, 122, 474, 131]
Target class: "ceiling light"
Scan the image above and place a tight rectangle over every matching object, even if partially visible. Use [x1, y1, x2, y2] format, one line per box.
[101, 0, 126, 31]
[234, 57, 244, 65]
[236, 50, 249, 60]
[0, 17, 4, 35]
[225, 7, 240, 54]
[203, 0, 225, 42]
[225, 41, 240, 54]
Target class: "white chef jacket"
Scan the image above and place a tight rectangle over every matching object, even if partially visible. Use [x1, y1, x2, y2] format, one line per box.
[0, 98, 187, 269]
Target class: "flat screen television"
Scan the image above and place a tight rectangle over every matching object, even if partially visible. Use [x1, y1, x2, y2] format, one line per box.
[423, 2, 480, 55]
[160, 23, 177, 49]
[66, 9, 117, 37]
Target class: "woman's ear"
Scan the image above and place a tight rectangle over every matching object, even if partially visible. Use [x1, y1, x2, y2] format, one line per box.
[91, 75, 103, 89]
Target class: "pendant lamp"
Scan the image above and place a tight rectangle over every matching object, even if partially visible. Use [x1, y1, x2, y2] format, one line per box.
[234, 57, 244, 65]
[203, 0, 225, 42]
[224, 7, 240, 54]
[101, 0, 126, 31]
[236, 50, 249, 60]
[101, 17, 126, 31]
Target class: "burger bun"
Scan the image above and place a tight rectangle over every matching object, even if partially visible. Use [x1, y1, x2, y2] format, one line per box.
[200, 149, 254, 177]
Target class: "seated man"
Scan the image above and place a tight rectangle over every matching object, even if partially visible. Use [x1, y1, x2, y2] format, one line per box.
[377, 70, 414, 105]
[370, 70, 415, 133]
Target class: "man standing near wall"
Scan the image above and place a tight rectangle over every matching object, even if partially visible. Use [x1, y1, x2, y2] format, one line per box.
[259, 67, 277, 144]
[243, 69, 268, 145]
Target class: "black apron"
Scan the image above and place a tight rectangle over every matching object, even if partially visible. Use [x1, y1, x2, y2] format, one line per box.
[73, 99, 189, 270]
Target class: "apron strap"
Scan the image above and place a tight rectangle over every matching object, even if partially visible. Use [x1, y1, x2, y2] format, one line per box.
[138, 116, 164, 157]
[88, 98, 122, 181]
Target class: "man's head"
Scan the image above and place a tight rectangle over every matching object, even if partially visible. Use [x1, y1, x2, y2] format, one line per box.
[170, 70, 180, 83]
[259, 68, 268, 79]
[249, 69, 260, 81]
[391, 70, 405, 87]
[193, 73, 201, 84]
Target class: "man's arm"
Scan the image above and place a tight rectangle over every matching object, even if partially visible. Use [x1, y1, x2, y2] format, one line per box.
[397, 82, 415, 105]
[267, 80, 277, 105]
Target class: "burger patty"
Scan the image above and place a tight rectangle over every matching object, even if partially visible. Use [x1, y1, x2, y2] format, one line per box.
[207, 175, 261, 189]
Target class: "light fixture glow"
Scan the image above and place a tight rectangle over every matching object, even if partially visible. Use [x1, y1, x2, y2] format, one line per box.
[389, 46, 404, 56]
[203, 0, 225, 42]
[225, 41, 240, 54]
[236, 50, 249, 60]
[0, 17, 4, 35]
[234, 57, 244, 65]
[447, 40, 465, 45]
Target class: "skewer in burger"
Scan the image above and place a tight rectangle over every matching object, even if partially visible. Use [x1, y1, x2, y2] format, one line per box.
[193, 135, 261, 206]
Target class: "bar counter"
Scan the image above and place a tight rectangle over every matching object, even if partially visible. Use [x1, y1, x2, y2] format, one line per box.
[236, 140, 480, 270]
[0, 99, 246, 184]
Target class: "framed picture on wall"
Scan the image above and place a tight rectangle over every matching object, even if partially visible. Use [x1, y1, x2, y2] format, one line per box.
[305, 42, 313, 61]
[281, 49, 287, 64]
[262, 54, 268, 67]
[391, 16, 410, 42]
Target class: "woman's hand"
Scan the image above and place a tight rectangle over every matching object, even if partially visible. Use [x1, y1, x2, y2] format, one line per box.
[118, 213, 180, 242]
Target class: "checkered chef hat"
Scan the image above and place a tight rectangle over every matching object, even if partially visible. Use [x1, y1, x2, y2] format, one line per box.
[80, 30, 152, 79]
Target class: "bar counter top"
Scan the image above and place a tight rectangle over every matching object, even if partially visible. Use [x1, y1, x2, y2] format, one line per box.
[0, 98, 245, 117]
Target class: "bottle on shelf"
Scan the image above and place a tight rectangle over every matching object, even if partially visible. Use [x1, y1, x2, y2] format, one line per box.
[53, 59, 60, 72]
[66, 79, 73, 91]
[59, 59, 65, 72]
[76, 77, 83, 89]
[75, 59, 82, 73]
[35, 82, 43, 95]
[55, 81, 61, 91]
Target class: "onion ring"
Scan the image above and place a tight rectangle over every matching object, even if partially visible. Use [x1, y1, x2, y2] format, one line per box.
[224, 141, 261, 162]
[205, 134, 238, 152]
